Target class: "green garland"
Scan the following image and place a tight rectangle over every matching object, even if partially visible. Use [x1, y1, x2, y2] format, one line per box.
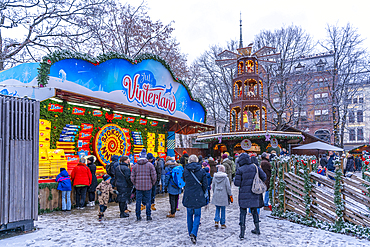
[40, 99, 167, 155]
[334, 160, 344, 228]
[36, 50, 207, 122]
[198, 134, 303, 143]
[269, 159, 277, 214]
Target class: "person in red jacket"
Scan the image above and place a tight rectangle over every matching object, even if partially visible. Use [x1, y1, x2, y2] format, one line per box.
[71, 157, 92, 209]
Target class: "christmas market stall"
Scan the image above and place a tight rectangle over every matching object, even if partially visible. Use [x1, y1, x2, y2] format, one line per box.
[0, 51, 213, 211]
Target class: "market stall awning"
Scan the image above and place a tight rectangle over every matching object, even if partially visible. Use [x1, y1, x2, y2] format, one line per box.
[55, 89, 214, 135]
[293, 141, 343, 151]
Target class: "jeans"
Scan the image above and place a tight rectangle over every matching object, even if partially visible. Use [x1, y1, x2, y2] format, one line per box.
[248, 208, 260, 214]
[169, 194, 179, 214]
[61, 191, 71, 210]
[214, 206, 226, 225]
[75, 186, 88, 208]
[88, 191, 95, 202]
[186, 208, 201, 237]
[264, 190, 272, 206]
[136, 190, 151, 218]
[151, 182, 158, 204]
[161, 174, 166, 192]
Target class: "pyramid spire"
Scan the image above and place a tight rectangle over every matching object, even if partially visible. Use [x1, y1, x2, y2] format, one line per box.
[239, 12, 243, 49]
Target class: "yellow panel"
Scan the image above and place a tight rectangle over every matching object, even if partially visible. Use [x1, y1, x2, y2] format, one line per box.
[48, 149, 66, 160]
[39, 142, 50, 150]
[39, 119, 51, 131]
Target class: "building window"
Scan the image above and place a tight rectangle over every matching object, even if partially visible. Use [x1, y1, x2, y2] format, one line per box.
[348, 111, 355, 123]
[321, 109, 329, 121]
[349, 129, 356, 141]
[359, 97, 364, 104]
[314, 110, 321, 121]
[357, 110, 363, 123]
[353, 97, 358, 104]
[321, 93, 328, 98]
[357, 128, 364, 141]
[314, 94, 321, 99]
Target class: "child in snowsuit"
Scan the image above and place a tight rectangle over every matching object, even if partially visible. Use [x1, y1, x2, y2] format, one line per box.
[317, 164, 326, 186]
[56, 168, 72, 211]
[96, 174, 117, 219]
[211, 165, 232, 229]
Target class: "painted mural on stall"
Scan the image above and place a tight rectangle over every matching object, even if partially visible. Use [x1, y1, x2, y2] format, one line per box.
[0, 59, 205, 123]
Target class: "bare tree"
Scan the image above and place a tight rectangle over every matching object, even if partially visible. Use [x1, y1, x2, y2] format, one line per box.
[254, 25, 314, 130]
[320, 23, 368, 147]
[191, 40, 238, 130]
[0, 0, 105, 70]
[72, 1, 189, 79]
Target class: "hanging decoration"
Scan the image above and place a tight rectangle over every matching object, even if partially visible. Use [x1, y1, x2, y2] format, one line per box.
[72, 107, 85, 115]
[113, 113, 122, 119]
[48, 103, 64, 112]
[126, 117, 135, 123]
[150, 121, 158, 126]
[241, 139, 252, 150]
[92, 110, 103, 117]
[270, 138, 278, 148]
[139, 118, 148, 125]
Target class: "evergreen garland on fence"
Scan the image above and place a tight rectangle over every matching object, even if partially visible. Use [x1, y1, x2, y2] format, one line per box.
[334, 163, 344, 229]
[270, 155, 370, 240]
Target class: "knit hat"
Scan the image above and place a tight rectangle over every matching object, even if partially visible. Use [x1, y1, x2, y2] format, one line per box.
[102, 174, 111, 181]
[204, 167, 210, 173]
[208, 157, 214, 161]
[222, 153, 228, 159]
[147, 153, 155, 160]
[60, 167, 66, 172]
[183, 150, 187, 154]
[217, 165, 225, 173]
[188, 154, 198, 163]
[202, 161, 208, 167]
[140, 148, 147, 159]
[87, 156, 95, 163]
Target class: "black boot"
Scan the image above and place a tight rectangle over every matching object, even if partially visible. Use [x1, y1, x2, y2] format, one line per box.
[251, 208, 260, 235]
[119, 202, 128, 218]
[251, 222, 260, 235]
[239, 225, 246, 240]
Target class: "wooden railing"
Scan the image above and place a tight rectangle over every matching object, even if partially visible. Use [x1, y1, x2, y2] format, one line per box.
[271, 157, 370, 228]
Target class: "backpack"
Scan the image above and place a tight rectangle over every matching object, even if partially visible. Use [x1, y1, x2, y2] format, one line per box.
[171, 166, 185, 189]
[106, 163, 114, 177]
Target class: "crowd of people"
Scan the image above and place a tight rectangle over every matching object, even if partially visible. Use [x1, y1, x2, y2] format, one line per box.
[54, 149, 280, 244]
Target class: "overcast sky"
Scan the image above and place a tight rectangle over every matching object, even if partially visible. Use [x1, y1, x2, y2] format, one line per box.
[130, 0, 370, 65]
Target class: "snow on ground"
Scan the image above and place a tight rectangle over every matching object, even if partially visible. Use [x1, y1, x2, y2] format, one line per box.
[1, 185, 370, 247]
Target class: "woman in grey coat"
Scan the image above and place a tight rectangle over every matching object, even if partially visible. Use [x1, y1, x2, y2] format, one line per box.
[234, 153, 266, 240]
[211, 165, 232, 229]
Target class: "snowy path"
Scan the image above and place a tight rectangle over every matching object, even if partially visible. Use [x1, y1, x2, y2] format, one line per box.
[1, 186, 370, 247]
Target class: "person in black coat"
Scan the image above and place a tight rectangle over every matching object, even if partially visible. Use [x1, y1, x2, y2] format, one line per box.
[115, 156, 133, 218]
[182, 155, 208, 244]
[234, 153, 267, 240]
[320, 154, 328, 168]
[345, 154, 355, 174]
[87, 156, 98, 207]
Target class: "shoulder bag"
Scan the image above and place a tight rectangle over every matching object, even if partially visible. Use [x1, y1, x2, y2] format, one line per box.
[251, 164, 267, 194]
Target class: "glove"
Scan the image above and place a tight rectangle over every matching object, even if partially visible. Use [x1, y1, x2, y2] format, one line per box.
[113, 190, 119, 195]
[97, 190, 102, 196]
[228, 195, 233, 203]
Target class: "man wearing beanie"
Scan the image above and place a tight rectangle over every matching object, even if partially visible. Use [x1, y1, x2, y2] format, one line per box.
[147, 153, 161, 211]
[131, 149, 157, 221]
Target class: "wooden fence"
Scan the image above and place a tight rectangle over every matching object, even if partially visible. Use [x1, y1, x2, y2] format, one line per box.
[271, 157, 370, 228]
